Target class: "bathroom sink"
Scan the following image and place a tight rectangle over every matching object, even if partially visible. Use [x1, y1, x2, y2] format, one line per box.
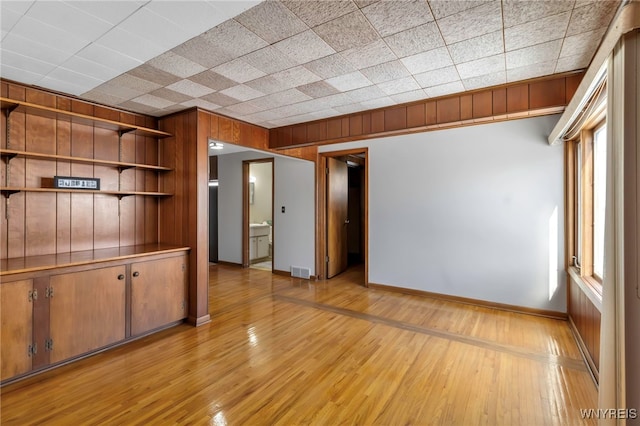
[249, 224, 270, 237]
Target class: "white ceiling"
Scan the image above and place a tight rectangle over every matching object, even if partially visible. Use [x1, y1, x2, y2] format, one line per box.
[1, 0, 620, 129]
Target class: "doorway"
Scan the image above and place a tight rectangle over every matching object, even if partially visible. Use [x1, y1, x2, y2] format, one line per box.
[242, 158, 274, 271]
[318, 149, 368, 285]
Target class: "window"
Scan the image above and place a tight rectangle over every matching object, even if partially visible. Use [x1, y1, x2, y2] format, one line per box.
[592, 124, 607, 280]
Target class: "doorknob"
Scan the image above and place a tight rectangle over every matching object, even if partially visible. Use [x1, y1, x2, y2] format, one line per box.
[344, 219, 350, 224]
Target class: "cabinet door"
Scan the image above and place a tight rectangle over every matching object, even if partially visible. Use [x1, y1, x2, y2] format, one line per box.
[257, 236, 270, 258]
[49, 266, 126, 363]
[131, 255, 187, 336]
[249, 236, 257, 260]
[1, 280, 33, 381]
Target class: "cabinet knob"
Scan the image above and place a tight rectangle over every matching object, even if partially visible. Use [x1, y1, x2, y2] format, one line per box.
[117, 274, 125, 280]
[132, 271, 140, 277]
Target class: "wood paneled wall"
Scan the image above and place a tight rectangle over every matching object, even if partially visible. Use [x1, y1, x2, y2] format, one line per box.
[1, 82, 161, 260]
[568, 276, 601, 382]
[270, 72, 584, 149]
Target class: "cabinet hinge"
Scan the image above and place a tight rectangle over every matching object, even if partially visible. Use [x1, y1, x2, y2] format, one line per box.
[45, 286, 54, 298]
[325, 256, 329, 263]
[45, 338, 54, 352]
[28, 343, 37, 357]
[28, 289, 38, 302]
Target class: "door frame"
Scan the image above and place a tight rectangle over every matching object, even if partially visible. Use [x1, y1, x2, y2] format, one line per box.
[242, 158, 275, 269]
[317, 148, 368, 285]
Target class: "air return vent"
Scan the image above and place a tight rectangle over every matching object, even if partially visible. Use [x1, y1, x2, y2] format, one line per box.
[291, 266, 311, 280]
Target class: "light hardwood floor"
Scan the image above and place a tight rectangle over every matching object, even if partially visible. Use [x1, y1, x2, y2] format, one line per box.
[1, 264, 597, 425]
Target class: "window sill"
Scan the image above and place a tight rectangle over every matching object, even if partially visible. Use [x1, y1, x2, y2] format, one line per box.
[568, 266, 603, 312]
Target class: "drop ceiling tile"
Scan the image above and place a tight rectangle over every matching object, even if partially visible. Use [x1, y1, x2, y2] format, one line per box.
[219, 84, 265, 102]
[171, 37, 234, 69]
[65, 1, 145, 26]
[245, 75, 292, 95]
[391, 89, 428, 103]
[304, 53, 357, 79]
[180, 98, 222, 111]
[429, 1, 493, 20]
[456, 53, 504, 79]
[462, 71, 506, 90]
[150, 88, 193, 104]
[189, 70, 238, 91]
[504, 12, 571, 51]
[89, 80, 145, 101]
[1, 33, 73, 67]
[144, 1, 226, 37]
[159, 104, 187, 115]
[131, 94, 176, 109]
[118, 100, 161, 115]
[502, 0, 574, 28]
[63, 55, 124, 84]
[118, 6, 192, 48]
[313, 11, 379, 52]
[437, 1, 502, 44]
[341, 39, 397, 69]
[354, 0, 379, 6]
[235, 1, 308, 44]
[226, 102, 265, 116]
[10, 15, 90, 55]
[0, 49, 56, 76]
[414, 66, 460, 88]
[566, 1, 618, 37]
[1, 5, 26, 33]
[401, 47, 453, 74]
[377, 77, 421, 96]
[48, 67, 104, 89]
[0, 64, 42, 85]
[282, 0, 358, 27]
[128, 64, 182, 87]
[424, 80, 465, 98]
[200, 92, 241, 107]
[361, 60, 410, 84]
[2, 1, 34, 15]
[361, 97, 396, 109]
[361, 0, 433, 37]
[507, 61, 556, 82]
[212, 58, 266, 83]
[81, 89, 129, 106]
[201, 19, 269, 59]
[346, 85, 387, 102]
[383, 22, 445, 58]
[326, 71, 372, 91]
[555, 53, 591, 73]
[272, 66, 322, 88]
[39, 75, 95, 96]
[321, 93, 354, 107]
[148, 51, 207, 79]
[448, 30, 504, 64]
[243, 109, 283, 123]
[297, 81, 340, 98]
[77, 44, 143, 74]
[97, 27, 166, 64]
[110, 73, 163, 94]
[334, 103, 366, 114]
[166, 79, 216, 98]
[274, 30, 336, 65]
[561, 27, 607, 58]
[506, 39, 562, 69]
[251, 89, 312, 109]
[242, 46, 299, 74]
[206, 1, 263, 22]
[270, 101, 321, 118]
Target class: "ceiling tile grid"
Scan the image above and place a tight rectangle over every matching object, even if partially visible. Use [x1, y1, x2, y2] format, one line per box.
[0, 0, 621, 128]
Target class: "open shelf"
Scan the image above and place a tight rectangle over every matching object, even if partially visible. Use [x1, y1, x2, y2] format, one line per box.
[1, 97, 172, 139]
[0, 187, 172, 198]
[0, 149, 172, 172]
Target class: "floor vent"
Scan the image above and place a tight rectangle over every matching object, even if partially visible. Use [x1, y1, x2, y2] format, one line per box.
[291, 266, 311, 279]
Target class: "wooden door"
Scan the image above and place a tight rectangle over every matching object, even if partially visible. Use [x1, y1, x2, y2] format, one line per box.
[327, 157, 349, 278]
[1, 280, 33, 381]
[131, 255, 187, 336]
[49, 266, 126, 363]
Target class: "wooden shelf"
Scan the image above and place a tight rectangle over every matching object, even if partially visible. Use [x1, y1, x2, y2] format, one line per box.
[0, 97, 172, 139]
[0, 187, 172, 198]
[0, 149, 172, 172]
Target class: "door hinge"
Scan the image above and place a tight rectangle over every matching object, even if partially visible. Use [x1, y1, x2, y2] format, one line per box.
[45, 338, 54, 352]
[28, 343, 37, 357]
[45, 286, 54, 298]
[325, 255, 329, 263]
[28, 289, 38, 302]
[325, 167, 329, 175]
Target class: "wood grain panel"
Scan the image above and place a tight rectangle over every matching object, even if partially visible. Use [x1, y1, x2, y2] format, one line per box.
[218, 116, 234, 143]
[426, 101, 437, 125]
[384, 107, 407, 131]
[472, 92, 493, 118]
[460, 95, 473, 120]
[56, 117, 71, 253]
[119, 196, 135, 247]
[565, 73, 583, 103]
[371, 111, 384, 133]
[406, 103, 425, 128]
[252, 126, 268, 151]
[0, 279, 33, 381]
[94, 194, 119, 250]
[327, 118, 342, 139]
[437, 97, 460, 123]
[492, 88, 507, 115]
[307, 121, 327, 142]
[341, 117, 349, 137]
[70, 120, 94, 252]
[507, 84, 529, 112]
[209, 114, 219, 140]
[530, 79, 566, 109]
[349, 115, 363, 136]
[362, 113, 371, 134]
[292, 124, 307, 145]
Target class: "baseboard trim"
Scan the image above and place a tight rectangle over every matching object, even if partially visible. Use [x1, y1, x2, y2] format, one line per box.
[368, 282, 568, 320]
[187, 314, 211, 327]
[214, 260, 242, 267]
[568, 316, 599, 386]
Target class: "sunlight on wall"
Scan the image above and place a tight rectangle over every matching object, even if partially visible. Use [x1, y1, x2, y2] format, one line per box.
[549, 206, 559, 301]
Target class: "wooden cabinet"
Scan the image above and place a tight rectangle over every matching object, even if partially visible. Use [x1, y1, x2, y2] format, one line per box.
[249, 236, 270, 261]
[0, 280, 33, 381]
[131, 255, 187, 336]
[49, 266, 126, 363]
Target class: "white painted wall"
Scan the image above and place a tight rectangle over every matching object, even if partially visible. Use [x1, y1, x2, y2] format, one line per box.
[319, 115, 566, 312]
[249, 162, 272, 224]
[217, 151, 315, 276]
